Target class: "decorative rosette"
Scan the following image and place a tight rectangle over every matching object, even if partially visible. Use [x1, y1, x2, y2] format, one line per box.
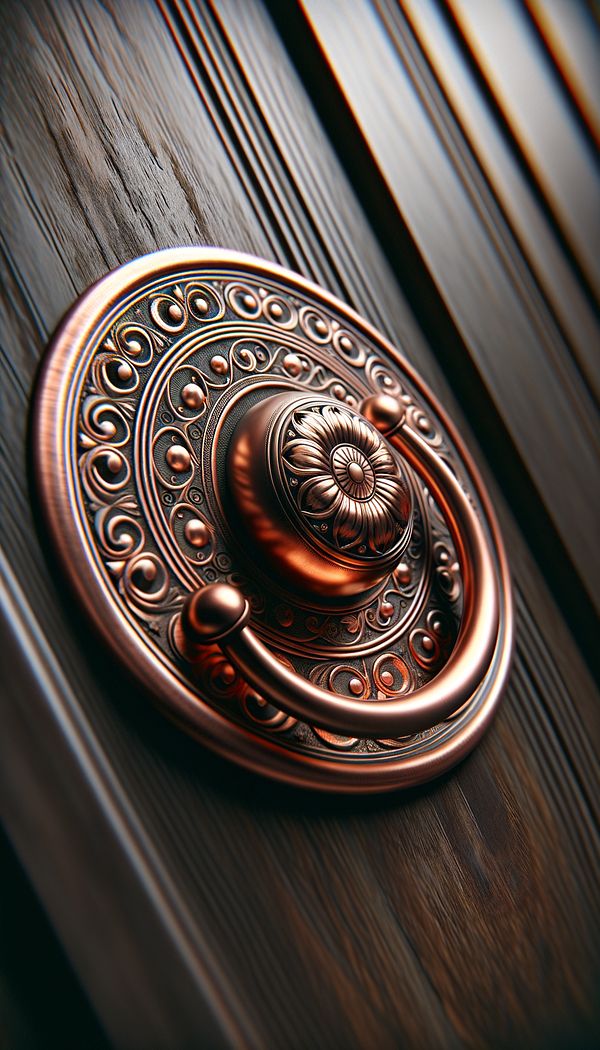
[282, 403, 411, 557]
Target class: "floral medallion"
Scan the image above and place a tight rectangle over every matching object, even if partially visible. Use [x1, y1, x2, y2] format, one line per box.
[281, 402, 412, 558]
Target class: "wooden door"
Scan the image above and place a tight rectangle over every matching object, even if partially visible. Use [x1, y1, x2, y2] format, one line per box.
[1, 2, 598, 1047]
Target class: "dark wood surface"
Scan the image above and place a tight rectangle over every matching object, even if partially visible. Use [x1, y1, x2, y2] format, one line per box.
[1, 1, 598, 1047]
[0, 827, 109, 1049]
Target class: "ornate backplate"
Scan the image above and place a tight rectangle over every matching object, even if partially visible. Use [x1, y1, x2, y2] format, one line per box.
[33, 249, 512, 791]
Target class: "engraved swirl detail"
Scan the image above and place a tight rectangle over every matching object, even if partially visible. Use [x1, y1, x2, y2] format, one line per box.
[70, 266, 465, 762]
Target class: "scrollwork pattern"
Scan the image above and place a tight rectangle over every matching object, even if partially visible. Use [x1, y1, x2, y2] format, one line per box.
[74, 267, 466, 757]
[95, 505, 145, 560]
[112, 322, 163, 365]
[81, 396, 131, 447]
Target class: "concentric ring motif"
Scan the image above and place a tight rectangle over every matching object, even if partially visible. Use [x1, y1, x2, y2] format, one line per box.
[331, 446, 375, 500]
[34, 248, 512, 791]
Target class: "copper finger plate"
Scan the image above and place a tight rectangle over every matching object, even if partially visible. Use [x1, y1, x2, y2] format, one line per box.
[33, 248, 513, 792]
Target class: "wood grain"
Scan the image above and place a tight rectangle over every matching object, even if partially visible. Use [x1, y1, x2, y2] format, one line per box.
[525, 0, 600, 150]
[1, 1, 598, 1047]
[0, 826, 109, 1049]
[402, 0, 600, 398]
[447, 0, 600, 298]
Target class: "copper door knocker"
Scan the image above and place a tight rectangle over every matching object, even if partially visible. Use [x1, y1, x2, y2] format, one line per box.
[33, 249, 513, 791]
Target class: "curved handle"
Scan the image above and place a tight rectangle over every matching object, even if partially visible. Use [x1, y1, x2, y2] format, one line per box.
[182, 395, 499, 737]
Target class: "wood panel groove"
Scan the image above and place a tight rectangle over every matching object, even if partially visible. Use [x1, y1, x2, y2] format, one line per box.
[201, 0, 370, 310]
[433, 0, 599, 318]
[207, 0, 403, 340]
[524, 0, 600, 151]
[390, 0, 600, 406]
[165, 0, 360, 301]
[445, 0, 600, 301]
[402, 0, 600, 397]
[160, 0, 311, 275]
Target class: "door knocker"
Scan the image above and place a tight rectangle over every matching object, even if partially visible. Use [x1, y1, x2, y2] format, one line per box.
[33, 249, 513, 791]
